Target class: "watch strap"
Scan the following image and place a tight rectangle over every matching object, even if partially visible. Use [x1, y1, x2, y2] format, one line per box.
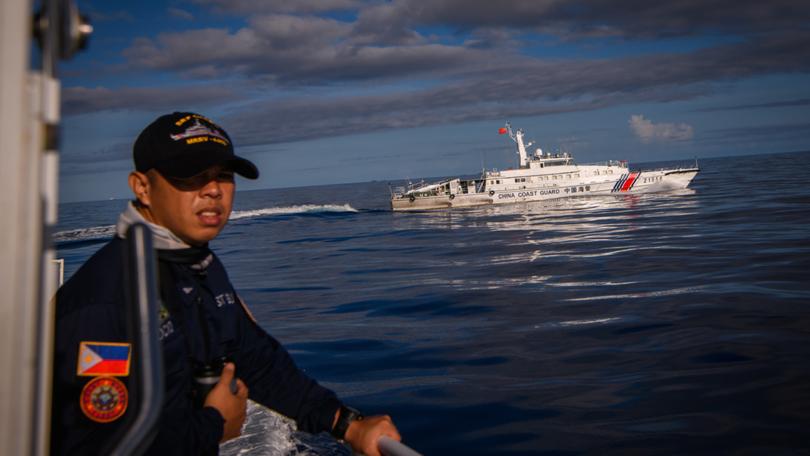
[331, 405, 364, 440]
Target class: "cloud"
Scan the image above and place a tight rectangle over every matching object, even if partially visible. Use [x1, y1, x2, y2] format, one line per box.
[123, 28, 263, 71]
[696, 98, 810, 112]
[216, 31, 806, 145]
[66, 1, 810, 149]
[70, 28, 810, 146]
[353, 0, 810, 39]
[62, 85, 240, 115]
[121, 15, 488, 83]
[120, 4, 810, 86]
[168, 7, 194, 21]
[221, 83, 649, 147]
[629, 115, 694, 143]
[188, 0, 364, 15]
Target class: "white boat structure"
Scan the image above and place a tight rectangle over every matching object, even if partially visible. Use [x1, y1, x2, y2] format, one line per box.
[390, 123, 699, 211]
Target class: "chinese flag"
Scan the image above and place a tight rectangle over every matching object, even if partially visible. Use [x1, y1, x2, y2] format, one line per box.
[498, 127, 507, 135]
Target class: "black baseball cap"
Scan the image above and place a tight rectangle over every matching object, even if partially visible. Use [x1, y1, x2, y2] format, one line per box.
[133, 112, 259, 179]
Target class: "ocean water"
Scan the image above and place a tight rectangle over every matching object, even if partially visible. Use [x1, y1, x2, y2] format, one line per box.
[56, 151, 810, 455]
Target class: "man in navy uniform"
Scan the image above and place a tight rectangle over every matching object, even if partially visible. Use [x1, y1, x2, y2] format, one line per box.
[52, 112, 400, 455]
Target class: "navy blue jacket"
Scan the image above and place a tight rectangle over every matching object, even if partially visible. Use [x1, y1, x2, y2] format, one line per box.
[51, 237, 340, 454]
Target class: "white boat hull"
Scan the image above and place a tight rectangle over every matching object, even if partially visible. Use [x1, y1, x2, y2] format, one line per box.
[391, 168, 698, 211]
[391, 123, 699, 211]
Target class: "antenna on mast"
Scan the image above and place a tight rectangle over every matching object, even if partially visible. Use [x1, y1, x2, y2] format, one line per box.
[500, 121, 530, 168]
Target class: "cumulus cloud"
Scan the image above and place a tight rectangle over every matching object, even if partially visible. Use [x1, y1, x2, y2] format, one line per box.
[629, 115, 694, 143]
[121, 15, 488, 83]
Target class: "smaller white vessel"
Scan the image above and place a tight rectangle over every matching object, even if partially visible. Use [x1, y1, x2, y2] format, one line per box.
[390, 123, 699, 211]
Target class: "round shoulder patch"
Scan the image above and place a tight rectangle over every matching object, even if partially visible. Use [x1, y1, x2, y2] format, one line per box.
[80, 376, 129, 423]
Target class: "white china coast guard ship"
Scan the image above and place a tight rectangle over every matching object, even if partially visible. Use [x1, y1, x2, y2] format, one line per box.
[390, 123, 699, 211]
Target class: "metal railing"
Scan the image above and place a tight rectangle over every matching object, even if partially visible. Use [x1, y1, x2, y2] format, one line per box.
[379, 436, 423, 456]
[106, 223, 165, 455]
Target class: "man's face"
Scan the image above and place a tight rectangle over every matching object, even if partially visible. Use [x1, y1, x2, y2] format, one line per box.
[141, 165, 235, 246]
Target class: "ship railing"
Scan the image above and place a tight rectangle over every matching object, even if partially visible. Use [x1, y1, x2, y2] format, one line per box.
[582, 160, 629, 168]
[389, 185, 406, 198]
[636, 159, 700, 173]
[404, 180, 428, 192]
[379, 436, 423, 456]
[389, 180, 446, 198]
[389, 180, 430, 197]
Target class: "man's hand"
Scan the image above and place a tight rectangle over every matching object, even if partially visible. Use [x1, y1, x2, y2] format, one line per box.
[344, 415, 401, 456]
[204, 362, 248, 442]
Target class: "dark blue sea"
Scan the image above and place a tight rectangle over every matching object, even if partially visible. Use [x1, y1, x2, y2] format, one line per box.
[56, 151, 810, 455]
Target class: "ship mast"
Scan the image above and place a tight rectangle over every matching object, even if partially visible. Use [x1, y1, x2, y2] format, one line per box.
[504, 122, 534, 169]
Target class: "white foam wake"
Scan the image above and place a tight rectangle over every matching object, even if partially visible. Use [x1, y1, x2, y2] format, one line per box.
[229, 204, 358, 220]
[54, 204, 358, 243]
[219, 401, 299, 456]
[53, 224, 116, 243]
[220, 401, 348, 455]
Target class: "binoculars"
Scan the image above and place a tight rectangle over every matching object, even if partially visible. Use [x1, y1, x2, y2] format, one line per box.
[192, 357, 236, 407]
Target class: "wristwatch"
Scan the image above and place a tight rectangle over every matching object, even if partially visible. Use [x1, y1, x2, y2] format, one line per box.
[331, 405, 364, 441]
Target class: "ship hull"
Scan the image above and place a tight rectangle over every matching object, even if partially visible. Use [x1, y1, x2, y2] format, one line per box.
[391, 167, 698, 211]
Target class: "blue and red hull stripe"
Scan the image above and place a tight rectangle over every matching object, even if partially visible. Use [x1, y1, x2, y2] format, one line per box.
[612, 172, 640, 192]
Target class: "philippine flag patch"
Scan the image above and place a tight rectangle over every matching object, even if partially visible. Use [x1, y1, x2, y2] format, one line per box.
[77, 341, 131, 377]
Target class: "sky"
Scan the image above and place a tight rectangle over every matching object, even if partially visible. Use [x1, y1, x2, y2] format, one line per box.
[57, 0, 810, 202]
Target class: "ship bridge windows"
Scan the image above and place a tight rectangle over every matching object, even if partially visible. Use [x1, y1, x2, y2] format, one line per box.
[514, 178, 527, 183]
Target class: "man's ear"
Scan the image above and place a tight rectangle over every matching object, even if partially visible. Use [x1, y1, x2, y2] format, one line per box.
[128, 171, 152, 207]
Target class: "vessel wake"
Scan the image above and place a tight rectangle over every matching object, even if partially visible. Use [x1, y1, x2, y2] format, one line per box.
[54, 205, 358, 244]
[230, 204, 358, 220]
